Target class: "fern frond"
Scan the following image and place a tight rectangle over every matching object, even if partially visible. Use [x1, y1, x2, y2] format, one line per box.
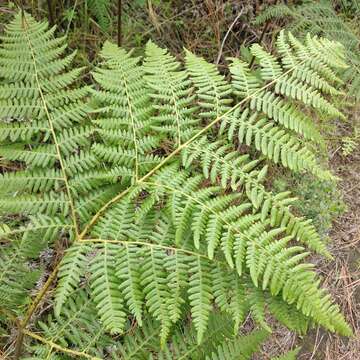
[271, 347, 301, 360]
[88, 0, 111, 31]
[267, 296, 309, 334]
[225, 108, 333, 180]
[116, 244, 144, 325]
[188, 255, 214, 344]
[0, 144, 57, 168]
[0, 11, 101, 241]
[0, 168, 62, 193]
[206, 329, 268, 360]
[0, 192, 70, 216]
[140, 172, 350, 335]
[276, 30, 341, 96]
[140, 247, 173, 345]
[0, 240, 41, 312]
[116, 317, 159, 359]
[55, 243, 90, 316]
[0, 120, 50, 141]
[287, 32, 343, 84]
[185, 49, 233, 118]
[144, 41, 197, 146]
[165, 251, 189, 323]
[228, 58, 261, 99]
[90, 243, 126, 334]
[0, 13, 352, 358]
[74, 184, 123, 224]
[36, 290, 113, 359]
[116, 312, 263, 360]
[273, 74, 344, 118]
[248, 90, 322, 142]
[254, 3, 296, 25]
[182, 136, 264, 191]
[91, 41, 161, 182]
[180, 134, 324, 256]
[257, 1, 360, 99]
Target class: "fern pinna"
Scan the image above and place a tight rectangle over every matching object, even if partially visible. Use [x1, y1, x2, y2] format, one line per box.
[0, 11, 352, 359]
[255, 0, 360, 100]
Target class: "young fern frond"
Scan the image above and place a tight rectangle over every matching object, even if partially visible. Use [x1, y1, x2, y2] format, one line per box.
[88, 0, 111, 31]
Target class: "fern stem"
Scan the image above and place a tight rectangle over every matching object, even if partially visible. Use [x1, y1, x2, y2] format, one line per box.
[13, 320, 24, 360]
[21, 13, 80, 237]
[79, 57, 308, 239]
[24, 263, 61, 325]
[81, 238, 212, 260]
[14, 262, 61, 359]
[22, 329, 101, 360]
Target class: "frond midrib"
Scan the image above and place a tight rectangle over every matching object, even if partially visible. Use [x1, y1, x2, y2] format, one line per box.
[21, 14, 79, 236]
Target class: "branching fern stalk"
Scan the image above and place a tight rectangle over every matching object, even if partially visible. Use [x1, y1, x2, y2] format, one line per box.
[0, 11, 352, 359]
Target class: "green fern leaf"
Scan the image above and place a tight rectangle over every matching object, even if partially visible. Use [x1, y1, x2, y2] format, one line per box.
[90, 243, 126, 334]
[55, 243, 90, 316]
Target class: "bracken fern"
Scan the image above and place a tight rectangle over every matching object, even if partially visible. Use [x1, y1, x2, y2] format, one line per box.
[0, 11, 352, 359]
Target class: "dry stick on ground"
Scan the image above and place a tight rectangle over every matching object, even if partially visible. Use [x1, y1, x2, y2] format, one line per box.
[46, 0, 54, 26]
[249, 0, 280, 69]
[216, 8, 244, 64]
[22, 330, 101, 360]
[117, 0, 122, 46]
[249, 18, 271, 69]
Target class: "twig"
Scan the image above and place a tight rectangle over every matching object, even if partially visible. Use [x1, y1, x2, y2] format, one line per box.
[117, 0, 122, 46]
[216, 8, 244, 65]
[14, 263, 61, 359]
[46, 0, 54, 26]
[22, 330, 101, 360]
